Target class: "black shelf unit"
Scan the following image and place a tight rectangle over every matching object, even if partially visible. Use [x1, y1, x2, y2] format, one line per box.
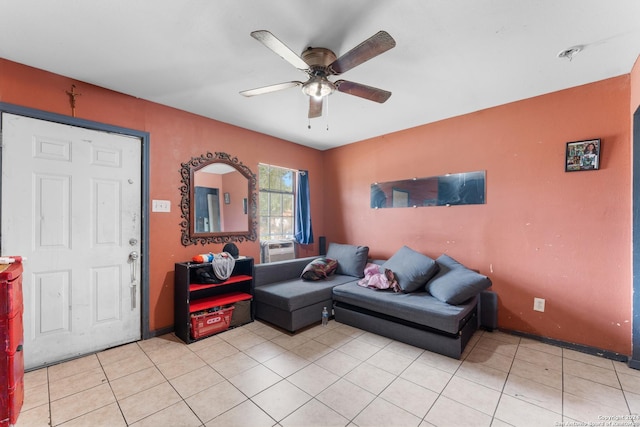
[174, 257, 254, 343]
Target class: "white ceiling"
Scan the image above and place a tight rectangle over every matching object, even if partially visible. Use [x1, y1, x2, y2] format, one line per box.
[1, 1, 639, 150]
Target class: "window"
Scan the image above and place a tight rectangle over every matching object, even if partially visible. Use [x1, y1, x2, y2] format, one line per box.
[258, 164, 295, 241]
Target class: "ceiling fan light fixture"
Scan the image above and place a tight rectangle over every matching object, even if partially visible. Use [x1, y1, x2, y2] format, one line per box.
[302, 77, 335, 99]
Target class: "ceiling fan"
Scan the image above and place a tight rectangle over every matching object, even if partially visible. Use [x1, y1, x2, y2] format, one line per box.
[240, 30, 396, 119]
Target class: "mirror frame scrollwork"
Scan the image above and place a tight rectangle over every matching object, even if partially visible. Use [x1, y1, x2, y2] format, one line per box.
[180, 151, 258, 246]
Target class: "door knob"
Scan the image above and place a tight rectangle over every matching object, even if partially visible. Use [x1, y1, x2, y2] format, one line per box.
[129, 251, 139, 261]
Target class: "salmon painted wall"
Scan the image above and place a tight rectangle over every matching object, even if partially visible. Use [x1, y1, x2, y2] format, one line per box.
[0, 58, 325, 332]
[323, 76, 632, 355]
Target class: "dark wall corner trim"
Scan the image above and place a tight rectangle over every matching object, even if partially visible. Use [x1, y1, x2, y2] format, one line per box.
[500, 328, 630, 365]
[629, 358, 640, 370]
[147, 326, 174, 339]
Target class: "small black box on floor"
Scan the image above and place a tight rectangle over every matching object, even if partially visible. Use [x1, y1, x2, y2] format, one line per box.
[229, 299, 252, 328]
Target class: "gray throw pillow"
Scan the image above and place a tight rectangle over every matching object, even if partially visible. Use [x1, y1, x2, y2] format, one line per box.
[427, 254, 491, 304]
[382, 246, 439, 293]
[300, 257, 338, 281]
[326, 243, 369, 278]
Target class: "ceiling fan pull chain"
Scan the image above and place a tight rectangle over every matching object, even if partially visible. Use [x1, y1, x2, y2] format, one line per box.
[325, 96, 330, 131]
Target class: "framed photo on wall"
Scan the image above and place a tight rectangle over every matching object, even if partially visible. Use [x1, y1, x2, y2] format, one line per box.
[565, 139, 600, 172]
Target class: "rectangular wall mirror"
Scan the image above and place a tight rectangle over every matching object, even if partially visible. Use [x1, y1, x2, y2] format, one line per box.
[371, 171, 486, 208]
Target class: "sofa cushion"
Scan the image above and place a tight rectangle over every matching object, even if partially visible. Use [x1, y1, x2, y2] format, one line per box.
[254, 257, 319, 287]
[301, 257, 338, 281]
[326, 243, 369, 278]
[254, 274, 357, 312]
[382, 246, 439, 293]
[332, 281, 477, 335]
[427, 254, 491, 304]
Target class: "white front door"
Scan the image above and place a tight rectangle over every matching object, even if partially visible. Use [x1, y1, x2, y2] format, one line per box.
[1, 113, 142, 369]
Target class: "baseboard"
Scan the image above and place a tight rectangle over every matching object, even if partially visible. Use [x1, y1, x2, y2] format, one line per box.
[146, 326, 174, 339]
[502, 328, 629, 364]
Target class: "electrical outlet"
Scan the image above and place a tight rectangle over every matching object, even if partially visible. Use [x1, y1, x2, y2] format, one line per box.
[533, 297, 545, 312]
[152, 200, 171, 212]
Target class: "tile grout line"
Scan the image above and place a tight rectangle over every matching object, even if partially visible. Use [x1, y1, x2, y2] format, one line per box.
[95, 349, 129, 427]
[46, 365, 53, 427]
[490, 332, 522, 426]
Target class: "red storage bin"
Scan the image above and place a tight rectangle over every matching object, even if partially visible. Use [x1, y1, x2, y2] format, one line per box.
[0, 265, 22, 318]
[190, 306, 235, 340]
[0, 261, 24, 427]
[2, 382, 23, 427]
[0, 349, 24, 427]
[0, 313, 23, 356]
[5, 349, 23, 400]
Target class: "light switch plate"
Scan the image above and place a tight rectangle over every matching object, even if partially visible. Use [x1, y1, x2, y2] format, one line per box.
[152, 200, 171, 212]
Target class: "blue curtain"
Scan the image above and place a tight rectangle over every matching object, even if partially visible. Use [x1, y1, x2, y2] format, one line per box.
[294, 170, 314, 244]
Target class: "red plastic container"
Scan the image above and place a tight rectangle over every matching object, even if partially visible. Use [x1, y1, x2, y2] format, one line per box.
[0, 313, 23, 358]
[0, 262, 24, 427]
[0, 265, 22, 318]
[190, 306, 235, 339]
[1, 347, 23, 427]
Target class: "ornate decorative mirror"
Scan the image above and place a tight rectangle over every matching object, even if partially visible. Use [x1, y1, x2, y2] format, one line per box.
[180, 152, 257, 246]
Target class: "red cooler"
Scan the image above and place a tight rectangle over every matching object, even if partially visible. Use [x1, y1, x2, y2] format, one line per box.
[0, 261, 24, 427]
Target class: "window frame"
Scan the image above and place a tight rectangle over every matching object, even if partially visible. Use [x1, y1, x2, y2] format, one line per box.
[258, 163, 296, 241]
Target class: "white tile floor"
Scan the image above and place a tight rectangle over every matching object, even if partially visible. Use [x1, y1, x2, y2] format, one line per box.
[15, 319, 640, 427]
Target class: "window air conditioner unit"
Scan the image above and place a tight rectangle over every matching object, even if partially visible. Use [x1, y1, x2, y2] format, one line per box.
[261, 240, 296, 263]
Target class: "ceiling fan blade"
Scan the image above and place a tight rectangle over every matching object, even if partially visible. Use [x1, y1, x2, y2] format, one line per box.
[250, 30, 309, 71]
[335, 80, 391, 103]
[328, 31, 396, 75]
[309, 97, 323, 118]
[240, 81, 302, 97]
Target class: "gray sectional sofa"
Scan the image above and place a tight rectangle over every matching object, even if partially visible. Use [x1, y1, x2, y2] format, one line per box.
[253, 243, 369, 332]
[253, 257, 356, 332]
[253, 243, 498, 359]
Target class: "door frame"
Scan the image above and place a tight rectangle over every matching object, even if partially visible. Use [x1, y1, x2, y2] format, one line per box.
[0, 102, 152, 340]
